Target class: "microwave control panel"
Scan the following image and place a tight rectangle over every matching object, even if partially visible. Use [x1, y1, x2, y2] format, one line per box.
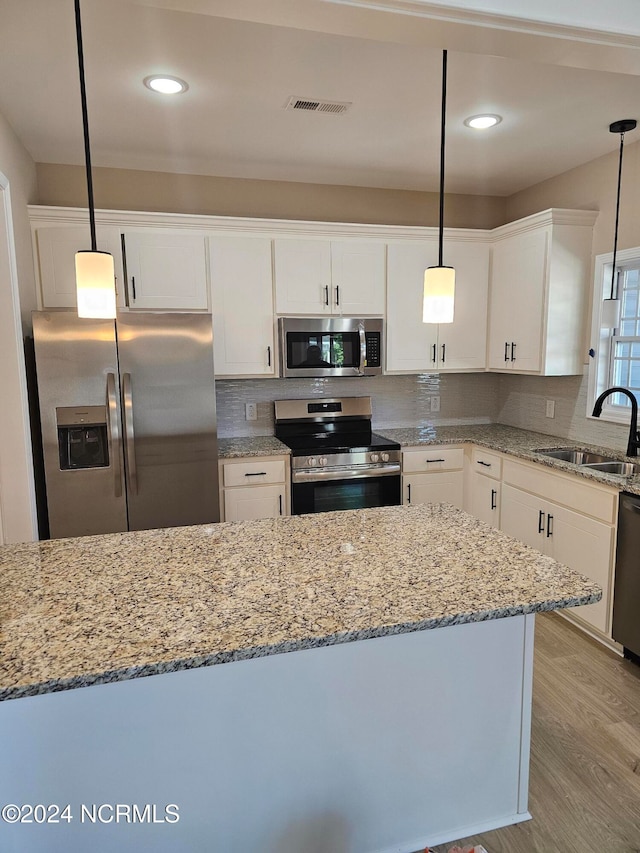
[365, 333, 381, 368]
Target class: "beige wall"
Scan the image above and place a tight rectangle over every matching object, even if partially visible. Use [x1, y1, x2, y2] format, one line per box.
[35, 163, 507, 230]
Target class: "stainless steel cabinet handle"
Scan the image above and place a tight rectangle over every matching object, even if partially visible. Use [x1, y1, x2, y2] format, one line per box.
[324, 285, 329, 306]
[477, 460, 492, 468]
[491, 489, 497, 510]
[511, 342, 516, 362]
[121, 372, 138, 495]
[441, 343, 446, 363]
[335, 285, 340, 306]
[407, 483, 411, 504]
[538, 509, 545, 533]
[546, 513, 553, 537]
[106, 372, 122, 498]
[267, 346, 271, 367]
[504, 342, 509, 362]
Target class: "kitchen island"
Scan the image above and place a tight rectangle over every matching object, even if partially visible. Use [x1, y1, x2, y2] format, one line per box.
[0, 504, 599, 853]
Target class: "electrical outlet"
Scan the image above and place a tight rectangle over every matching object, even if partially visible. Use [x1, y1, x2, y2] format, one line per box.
[431, 396, 441, 413]
[245, 402, 258, 421]
[545, 399, 555, 419]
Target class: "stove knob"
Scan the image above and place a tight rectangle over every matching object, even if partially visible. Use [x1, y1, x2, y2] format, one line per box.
[319, 456, 328, 466]
[308, 456, 317, 467]
[381, 452, 390, 462]
[370, 453, 380, 463]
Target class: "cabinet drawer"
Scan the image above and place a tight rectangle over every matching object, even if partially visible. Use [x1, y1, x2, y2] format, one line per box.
[502, 459, 617, 523]
[402, 446, 464, 473]
[471, 448, 502, 480]
[223, 459, 286, 487]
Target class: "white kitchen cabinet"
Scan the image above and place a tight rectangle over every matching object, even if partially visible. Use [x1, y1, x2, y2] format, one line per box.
[120, 230, 208, 310]
[35, 225, 125, 309]
[402, 446, 464, 509]
[488, 210, 596, 375]
[386, 239, 489, 372]
[219, 455, 289, 522]
[469, 448, 503, 529]
[209, 236, 275, 377]
[274, 239, 385, 316]
[500, 460, 616, 635]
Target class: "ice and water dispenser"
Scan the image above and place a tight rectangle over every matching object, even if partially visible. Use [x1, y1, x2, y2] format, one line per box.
[56, 406, 109, 470]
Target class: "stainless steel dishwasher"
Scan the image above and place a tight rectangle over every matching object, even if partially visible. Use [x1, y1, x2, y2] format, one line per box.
[613, 493, 640, 662]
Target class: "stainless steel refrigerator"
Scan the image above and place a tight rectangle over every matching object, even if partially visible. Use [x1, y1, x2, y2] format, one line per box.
[32, 311, 219, 539]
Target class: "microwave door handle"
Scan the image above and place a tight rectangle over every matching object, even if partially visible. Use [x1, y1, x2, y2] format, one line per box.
[121, 372, 138, 495]
[358, 324, 367, 375]
[106, 372, 122, 498]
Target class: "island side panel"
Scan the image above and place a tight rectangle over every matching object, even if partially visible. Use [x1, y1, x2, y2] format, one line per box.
[0, 615, 534, 853]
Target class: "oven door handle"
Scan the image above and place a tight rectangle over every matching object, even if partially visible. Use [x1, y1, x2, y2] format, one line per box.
[358, 323, 367, 375]
[292, 464, 401, 483]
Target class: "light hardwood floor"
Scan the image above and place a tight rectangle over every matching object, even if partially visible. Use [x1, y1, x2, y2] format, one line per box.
[430, 612, 640, 853]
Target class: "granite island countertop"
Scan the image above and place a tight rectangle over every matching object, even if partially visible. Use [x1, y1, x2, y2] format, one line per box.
[0, 503, 600, 702]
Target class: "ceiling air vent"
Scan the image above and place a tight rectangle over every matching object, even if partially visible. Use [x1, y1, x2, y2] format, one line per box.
[285, 96, 352, 115]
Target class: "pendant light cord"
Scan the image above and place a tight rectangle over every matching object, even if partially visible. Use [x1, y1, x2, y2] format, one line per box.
[609, 130, 626, 300]
[74, 0, 97, 252]
[438, 50, 447, 268]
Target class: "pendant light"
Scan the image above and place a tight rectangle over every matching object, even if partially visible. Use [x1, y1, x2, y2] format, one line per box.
[74, 0, 116, 319]
[602, 118, 637, 330]
[423, 49, 455, 325]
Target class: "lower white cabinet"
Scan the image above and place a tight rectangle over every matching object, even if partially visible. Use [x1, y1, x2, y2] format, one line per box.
[471, 474, 501, 528]
[402, 446, 464, 510]
[219, 456, 289, 522]
[500, 461, 616, 635]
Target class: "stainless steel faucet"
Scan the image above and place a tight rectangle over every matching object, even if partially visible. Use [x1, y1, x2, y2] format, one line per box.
[592, 387, 640, 456]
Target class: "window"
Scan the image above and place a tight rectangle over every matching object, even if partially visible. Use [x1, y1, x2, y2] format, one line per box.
[590, 250, 640, 423]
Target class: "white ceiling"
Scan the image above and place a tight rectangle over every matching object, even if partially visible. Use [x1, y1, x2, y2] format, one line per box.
[1, 0, 639, 196]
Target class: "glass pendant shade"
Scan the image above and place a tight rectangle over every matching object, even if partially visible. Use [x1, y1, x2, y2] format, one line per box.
[601, 297, 621, 330]
[75, 250, 116, 318]
[423, 265, 455, 324]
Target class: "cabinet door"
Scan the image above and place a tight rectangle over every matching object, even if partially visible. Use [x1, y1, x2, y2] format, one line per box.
[274, 239, 332, 315]
[546, 502, 613, 634]
[121, 231, 208, 310]
[470, 474, 500, 529]
[386, 242, 439, 371]
[209, 236, 275, 376]
[224, 485, 285, 522]
[330, 241, 385, 315]
[488, 229, 547, 372]
[437, 241, 489, 370]
[36, 225, 124, 309]
[403, 472, 464, 509]
[500, 483, 546, 551]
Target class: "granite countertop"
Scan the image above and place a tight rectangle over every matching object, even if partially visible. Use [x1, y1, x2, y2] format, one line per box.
[0, 503, 599, 702]
[218, 436, 290, 458]
[376, 423, 640, 493]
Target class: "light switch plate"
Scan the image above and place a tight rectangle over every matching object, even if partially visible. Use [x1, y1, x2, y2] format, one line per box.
[431, 396, 441, 413]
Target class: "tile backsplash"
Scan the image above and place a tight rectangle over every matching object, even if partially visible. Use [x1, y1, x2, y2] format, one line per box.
[216, 373, 499, 437]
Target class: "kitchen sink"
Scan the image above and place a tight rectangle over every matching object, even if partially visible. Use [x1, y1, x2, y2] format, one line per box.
[583, 461, 640, 476]
[534, 448, 615, 465]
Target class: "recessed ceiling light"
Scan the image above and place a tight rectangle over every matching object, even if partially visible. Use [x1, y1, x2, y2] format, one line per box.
[143, 75, 188, 95]
[464, 114, 502, 129]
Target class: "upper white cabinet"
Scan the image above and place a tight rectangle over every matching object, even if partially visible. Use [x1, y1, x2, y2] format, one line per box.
[274, 239, 385, 316]
[487, 210, 597, 375]
[209, 236, 275, 377]
[386, 239, 489, 372]
[35, 225, 125, 310]
[120, 230, 208, 311]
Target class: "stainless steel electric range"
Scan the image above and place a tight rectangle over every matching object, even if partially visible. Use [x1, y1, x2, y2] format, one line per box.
[274, 396, 401, 515]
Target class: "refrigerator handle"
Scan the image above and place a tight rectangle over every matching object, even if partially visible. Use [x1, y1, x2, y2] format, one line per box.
[106, 373, 123, 498]
[121, 372, 138, 495]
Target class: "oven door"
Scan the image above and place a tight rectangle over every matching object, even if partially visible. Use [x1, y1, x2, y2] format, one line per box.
[291, 471, 401, 515]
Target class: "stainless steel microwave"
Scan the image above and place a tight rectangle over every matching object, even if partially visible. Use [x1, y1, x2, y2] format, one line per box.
[278, 317, 383, 378]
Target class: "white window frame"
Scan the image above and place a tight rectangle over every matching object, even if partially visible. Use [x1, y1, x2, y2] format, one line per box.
[588, 247, 640, 425]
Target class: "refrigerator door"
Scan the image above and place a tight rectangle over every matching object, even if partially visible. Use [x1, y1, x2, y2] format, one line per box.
[32, 312, 127, 538]
[116, 313, 219, 530]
